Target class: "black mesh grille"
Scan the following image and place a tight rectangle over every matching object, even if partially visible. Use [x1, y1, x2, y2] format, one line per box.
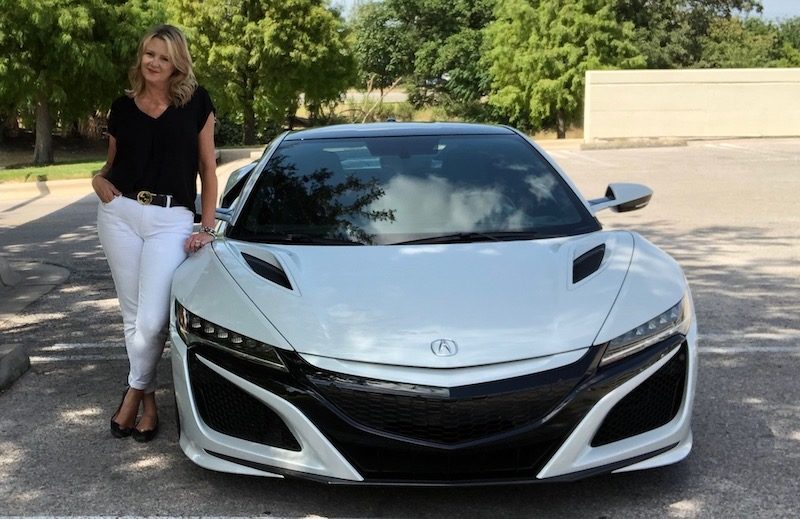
[591, 344, 687, 446]
[310, 375, 572, 445]
[188, 354, 301, 451]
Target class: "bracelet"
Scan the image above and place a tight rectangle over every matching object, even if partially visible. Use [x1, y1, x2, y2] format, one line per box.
[200, 226, 217, 238]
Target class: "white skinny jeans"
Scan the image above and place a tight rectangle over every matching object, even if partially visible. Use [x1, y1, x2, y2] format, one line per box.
[97, 195, 194, 393]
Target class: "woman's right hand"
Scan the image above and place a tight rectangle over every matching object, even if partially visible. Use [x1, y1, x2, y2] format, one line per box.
[92, 175, 121, 203]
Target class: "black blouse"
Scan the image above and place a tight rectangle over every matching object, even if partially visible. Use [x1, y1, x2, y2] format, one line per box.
[106, 86, 215, 210]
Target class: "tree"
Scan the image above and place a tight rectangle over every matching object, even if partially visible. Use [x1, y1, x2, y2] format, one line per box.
[351, 1, 414, 121]
[614, 0, 763, 68]
[777, 17, 800, 65]
[0, 0, 161, 164]
[385, 0, 496, 116]
[352, 1, 413, 94]
[697, 17, 783, 67]
[485, 0, 644, 137]
[171, 0, 355, 144]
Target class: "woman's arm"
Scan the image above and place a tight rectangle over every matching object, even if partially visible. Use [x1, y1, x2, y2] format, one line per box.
[197, 112, 218, 229]
[91, 136, 121, 202]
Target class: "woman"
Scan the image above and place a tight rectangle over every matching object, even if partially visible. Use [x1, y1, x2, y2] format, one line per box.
[92, 24, 217, 442]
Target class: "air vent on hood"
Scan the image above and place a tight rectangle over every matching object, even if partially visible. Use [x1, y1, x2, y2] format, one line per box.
[572, 244, 605, 284]
[242, 253, 293, 290]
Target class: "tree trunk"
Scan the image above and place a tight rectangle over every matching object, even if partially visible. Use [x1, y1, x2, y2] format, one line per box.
[556, 110, 566, 140]
[243, 104, 256, 145]
[34, 95, 54, 165]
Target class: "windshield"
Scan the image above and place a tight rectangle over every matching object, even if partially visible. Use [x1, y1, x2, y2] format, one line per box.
[231, 133, 599, 245]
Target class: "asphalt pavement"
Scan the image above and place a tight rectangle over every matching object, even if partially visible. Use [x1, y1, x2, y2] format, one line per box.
[0, 137, 798, 517]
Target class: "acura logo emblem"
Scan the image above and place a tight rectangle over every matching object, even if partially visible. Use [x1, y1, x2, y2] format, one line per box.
[431, 339, 458, 357]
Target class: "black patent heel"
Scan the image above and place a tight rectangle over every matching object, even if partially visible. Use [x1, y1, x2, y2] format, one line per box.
[132, 415, 159, 443]
[110, 388, 134, 438]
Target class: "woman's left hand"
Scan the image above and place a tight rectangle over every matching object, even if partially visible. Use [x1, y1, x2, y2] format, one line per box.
[185, 231, 214, 254]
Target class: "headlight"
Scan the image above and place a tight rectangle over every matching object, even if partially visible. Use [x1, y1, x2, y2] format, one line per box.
[175, 301, 287, 371]
[600, 295, 692, 366]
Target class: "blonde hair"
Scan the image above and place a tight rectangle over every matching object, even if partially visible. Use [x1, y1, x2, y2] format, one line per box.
[127, 24, 197, 107]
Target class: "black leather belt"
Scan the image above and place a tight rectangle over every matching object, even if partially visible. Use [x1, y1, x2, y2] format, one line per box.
[124, 191, 174, 208]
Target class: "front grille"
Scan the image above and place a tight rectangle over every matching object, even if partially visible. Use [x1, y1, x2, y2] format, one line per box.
[591, 344, 687, 446]
[188, 354, 301, 451]
[310, 372, 576, 445]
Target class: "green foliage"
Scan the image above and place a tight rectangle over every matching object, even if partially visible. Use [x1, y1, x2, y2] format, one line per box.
[352, 1, 415, 91]
[614, 0, 764, 68]
[485, 0, 644, 135]
[214, 114, 244, 147]
[380, 0, 496, 117]
[779, 17, 800, 49]
[371, 101, 416, 122]
[171, 0, 356, 144]
[0, 0, 163, 119]
[777, 17, 800, 65]
[0, 0, 164, 162]
[697, 16, 785, 67]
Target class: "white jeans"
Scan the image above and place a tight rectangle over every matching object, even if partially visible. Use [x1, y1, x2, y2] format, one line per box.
[97, 195, 194, 393]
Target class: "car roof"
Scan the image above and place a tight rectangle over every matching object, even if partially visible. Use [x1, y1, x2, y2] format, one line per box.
[283, 122, 516, 141]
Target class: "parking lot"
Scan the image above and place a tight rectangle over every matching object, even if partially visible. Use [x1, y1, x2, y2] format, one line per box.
[1, 137, 798, 517]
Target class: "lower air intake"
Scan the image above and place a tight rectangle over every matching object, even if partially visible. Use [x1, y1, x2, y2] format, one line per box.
[591, 343, 687, 447]
[188, 354, 301, 451]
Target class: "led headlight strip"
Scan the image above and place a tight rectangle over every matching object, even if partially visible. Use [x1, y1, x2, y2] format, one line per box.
[175, 301, 287, 371]
[600, 295, 692, 366]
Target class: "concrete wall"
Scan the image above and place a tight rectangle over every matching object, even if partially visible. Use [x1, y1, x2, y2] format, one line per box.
[583, 68, 800, 142]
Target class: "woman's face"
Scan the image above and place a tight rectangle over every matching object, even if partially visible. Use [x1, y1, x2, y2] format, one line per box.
[140, 37, 175, 86]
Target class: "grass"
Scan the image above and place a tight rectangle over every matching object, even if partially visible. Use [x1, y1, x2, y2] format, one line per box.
[0, 135, 106, 183]
[0, 160, 105, 184]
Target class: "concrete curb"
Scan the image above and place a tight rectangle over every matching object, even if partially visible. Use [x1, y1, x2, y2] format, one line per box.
[0, 255, 22, 287]
[0, 344, 30, 390]
[581, 138, 688, 150]
[0, 261, 70, 390]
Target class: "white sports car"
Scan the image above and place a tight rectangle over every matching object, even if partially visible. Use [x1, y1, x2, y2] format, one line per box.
[170, 123, 697, 484]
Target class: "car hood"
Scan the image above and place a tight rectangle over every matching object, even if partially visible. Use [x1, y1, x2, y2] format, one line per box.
[213, 232, 634, 368]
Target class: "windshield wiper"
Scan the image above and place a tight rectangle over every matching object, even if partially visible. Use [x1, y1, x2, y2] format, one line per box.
[243, 232, 364, 245]
[395, 231, 541, 245]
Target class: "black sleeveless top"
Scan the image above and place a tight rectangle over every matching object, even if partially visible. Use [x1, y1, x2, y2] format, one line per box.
[106, 86, 215, 210]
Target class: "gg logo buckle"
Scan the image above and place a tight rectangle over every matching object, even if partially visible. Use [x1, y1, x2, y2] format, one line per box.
[136, 191, 154, 205]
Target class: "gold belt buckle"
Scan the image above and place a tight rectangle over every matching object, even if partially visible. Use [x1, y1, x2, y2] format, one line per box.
[136, 191, 154, 205]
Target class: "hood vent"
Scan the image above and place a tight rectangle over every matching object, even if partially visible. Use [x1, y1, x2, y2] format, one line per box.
[572, 244, 605, 284]
[242, 252, 293, 290]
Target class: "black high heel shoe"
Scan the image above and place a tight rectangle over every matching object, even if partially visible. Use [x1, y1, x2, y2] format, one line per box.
[132, 415, 159, 443]
[110, 388, 134, 438]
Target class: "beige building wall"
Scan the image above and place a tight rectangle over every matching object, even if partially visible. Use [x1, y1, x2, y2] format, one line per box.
[583, 68, 800, 142]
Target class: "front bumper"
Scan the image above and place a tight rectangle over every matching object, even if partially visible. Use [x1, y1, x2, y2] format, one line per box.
[170, 323, 697, 484]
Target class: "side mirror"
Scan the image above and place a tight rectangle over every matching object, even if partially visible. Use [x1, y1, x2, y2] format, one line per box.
[194, 200, 235, 223]
[215, 207, 233, 222]
[588, 183, 652, 214]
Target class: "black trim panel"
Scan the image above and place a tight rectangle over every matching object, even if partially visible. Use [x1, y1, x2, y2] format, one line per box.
[186, 333, 687, 483]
